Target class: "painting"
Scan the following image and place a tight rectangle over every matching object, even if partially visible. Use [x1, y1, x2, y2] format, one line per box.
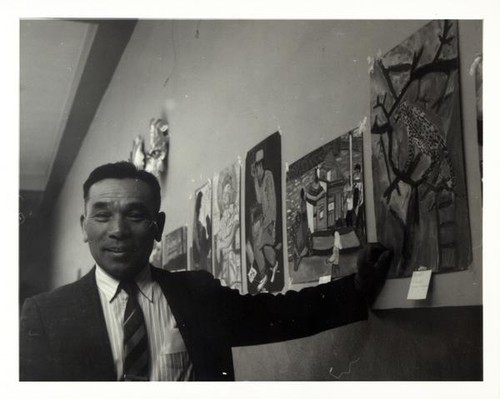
[212, 162, 242, 292]
[472, 55, 483, 191]
[286, 128, 366, 284]
[192, 181, 213, 272]
[245, 132, 284, 294]
[162, 226, 188, 272]
[370, 20, 472, 278]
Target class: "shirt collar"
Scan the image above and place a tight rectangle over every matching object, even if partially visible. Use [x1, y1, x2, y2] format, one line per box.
[95, 264, 154, 303]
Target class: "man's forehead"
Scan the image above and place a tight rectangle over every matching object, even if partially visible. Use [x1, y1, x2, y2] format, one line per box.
[86, 178, 154, 202]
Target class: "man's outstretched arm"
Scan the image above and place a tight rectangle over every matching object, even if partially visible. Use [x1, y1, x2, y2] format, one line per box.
[202, 243, 393, 347]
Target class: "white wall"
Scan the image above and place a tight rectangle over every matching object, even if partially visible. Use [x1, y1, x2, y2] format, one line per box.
[49, 20, 482, 308]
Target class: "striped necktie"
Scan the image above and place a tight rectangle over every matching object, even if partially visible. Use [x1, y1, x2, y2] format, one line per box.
[120, 280, 150, 381]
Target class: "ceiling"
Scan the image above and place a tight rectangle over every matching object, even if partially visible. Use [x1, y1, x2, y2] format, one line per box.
[19, 19, 137, 215]
[20, 20, 97, 192]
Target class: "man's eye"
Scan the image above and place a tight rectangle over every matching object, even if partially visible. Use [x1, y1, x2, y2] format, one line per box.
[92, 213, 111, 221]
[127, 212, 148, 222]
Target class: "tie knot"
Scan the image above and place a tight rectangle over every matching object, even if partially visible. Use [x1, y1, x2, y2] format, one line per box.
[119, 280, 139, 296]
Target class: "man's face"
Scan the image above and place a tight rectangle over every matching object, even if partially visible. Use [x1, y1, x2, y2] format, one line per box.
[80, 178, 165, 280]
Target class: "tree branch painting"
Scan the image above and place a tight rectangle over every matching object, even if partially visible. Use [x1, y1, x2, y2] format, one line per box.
[370, 20, 472, 278]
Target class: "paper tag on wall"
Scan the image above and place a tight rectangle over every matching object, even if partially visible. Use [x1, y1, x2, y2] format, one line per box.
[407, 269, 432, 300]
[318, 275, 332, 285]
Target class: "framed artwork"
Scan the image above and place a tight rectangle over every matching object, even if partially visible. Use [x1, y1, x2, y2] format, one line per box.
[370, 20, 472, 278]
[286, 128, 366, 284]
[245, 132, 284, 294]
[212, 162, 242, 292]
[192, 181, 213, 272]
[162, 226, 188, 272]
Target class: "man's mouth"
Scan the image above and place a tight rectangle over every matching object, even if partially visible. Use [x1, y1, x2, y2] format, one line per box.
[106, 247, 133, 254]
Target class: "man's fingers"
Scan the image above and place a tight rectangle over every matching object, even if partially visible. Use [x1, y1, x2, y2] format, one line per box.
[375, 249, 393, 273]
[375, 249, 394, 269]
[355, 245, 393, 305]
[365, 242, 387, 252]
[357, 242, 388, 270]
[366, 243, 388, 260]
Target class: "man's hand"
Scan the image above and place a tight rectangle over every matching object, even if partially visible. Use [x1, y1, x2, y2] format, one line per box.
[354, 243, 393, 305]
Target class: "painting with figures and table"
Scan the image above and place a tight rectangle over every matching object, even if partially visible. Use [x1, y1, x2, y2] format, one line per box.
[286, 128, 366, 284]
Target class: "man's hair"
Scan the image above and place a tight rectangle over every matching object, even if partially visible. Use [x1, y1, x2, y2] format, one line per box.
[83, 161, 162, 210]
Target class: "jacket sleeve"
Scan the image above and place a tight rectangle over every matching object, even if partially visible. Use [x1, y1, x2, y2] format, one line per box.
[20, 297, 55, 381]
[199, 273, 368, 347]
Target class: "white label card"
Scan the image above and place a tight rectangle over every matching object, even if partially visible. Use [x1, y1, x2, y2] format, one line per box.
[318, 275, 332, 285]
[407, 270, 432, 300]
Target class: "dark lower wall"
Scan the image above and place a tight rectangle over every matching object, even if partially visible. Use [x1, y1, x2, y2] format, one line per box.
[233, 305, 482, 380]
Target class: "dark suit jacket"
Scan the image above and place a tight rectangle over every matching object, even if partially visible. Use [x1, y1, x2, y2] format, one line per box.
[20, 266, 367, 381]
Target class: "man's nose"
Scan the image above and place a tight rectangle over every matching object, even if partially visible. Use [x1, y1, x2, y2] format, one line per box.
[108, 216, 130, 238]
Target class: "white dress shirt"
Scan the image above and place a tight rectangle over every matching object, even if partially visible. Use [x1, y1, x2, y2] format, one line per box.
[95, 265, 194, 381]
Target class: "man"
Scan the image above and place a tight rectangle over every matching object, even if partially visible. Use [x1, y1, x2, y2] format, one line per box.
[304, 170, 326, 233]
[344, 185, 355, 228]
[353, 163, 365, 239]
[20, 161, 392, 381]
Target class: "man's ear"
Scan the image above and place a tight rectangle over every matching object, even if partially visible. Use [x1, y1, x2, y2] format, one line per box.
[80, 214, 89, 243]
[154, 212, 166, 242]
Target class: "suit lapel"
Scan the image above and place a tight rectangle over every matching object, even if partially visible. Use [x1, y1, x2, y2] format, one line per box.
[150, 267, 196, 353]
[75, 268, 116, 380]
[150, 267, 184, 324]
